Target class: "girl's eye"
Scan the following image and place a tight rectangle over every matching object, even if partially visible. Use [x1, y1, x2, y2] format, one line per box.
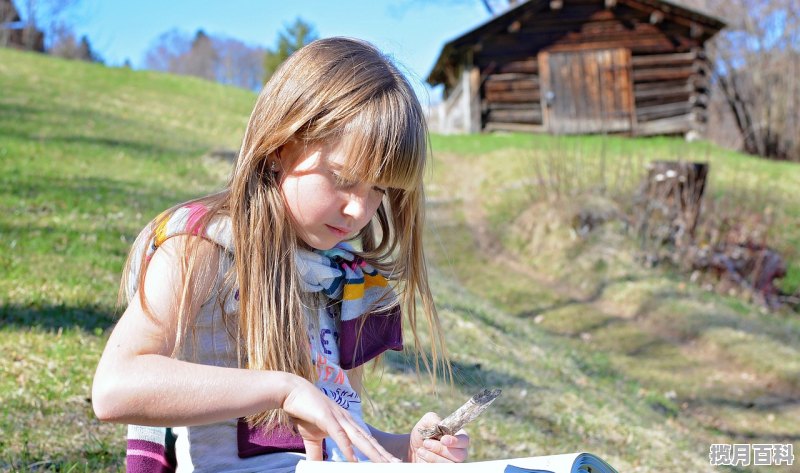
[330, 170, 386, 195]
[331, 171, 358, 189]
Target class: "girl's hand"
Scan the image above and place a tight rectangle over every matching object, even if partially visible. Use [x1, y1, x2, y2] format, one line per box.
[282, 377, 400, 463]
[408, 412, 470, 463]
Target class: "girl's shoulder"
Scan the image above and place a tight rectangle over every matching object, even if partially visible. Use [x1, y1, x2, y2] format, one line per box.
[125, 203, 233, 301]
[148, 202, 234, 260]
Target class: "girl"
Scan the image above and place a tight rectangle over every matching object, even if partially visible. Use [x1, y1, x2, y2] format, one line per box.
[92, 37, 470, 472]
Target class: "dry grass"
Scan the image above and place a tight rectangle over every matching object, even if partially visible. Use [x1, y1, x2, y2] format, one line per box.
[424, 136, 800, 472]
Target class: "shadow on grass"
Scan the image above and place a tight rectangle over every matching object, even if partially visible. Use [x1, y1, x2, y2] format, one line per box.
[383, 349, 534, 392]
[437, 300, 508, 333]
[48, 134, 195, 158]
[701, 395, 800, 412]
[708, 426, 800, 443]
[514, 274, 642, 319]
[636, 295, 800, 349]
[2, 172, 189, 209]
[0, 303, 117, 332]
[0, 102, 204, 158]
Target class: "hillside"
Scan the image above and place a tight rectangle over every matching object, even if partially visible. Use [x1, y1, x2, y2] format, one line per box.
[422, 135, 800, 472]
[1, 48, 798, 472]
[0, 47, 254, 470]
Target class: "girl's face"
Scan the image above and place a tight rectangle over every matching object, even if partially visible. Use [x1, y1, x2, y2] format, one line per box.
[278, 141, 386, 250]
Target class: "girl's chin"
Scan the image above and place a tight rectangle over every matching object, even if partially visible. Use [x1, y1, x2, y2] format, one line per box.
[297, 235, 339, 251]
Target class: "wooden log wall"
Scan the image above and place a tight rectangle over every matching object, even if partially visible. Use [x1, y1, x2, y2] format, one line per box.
[473, 0, 710, 135]
[631, 48, 710, 135]
[482, 59, 544, 131]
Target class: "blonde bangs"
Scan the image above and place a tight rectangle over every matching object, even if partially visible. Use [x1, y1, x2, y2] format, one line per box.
[337, 89, 427, 192]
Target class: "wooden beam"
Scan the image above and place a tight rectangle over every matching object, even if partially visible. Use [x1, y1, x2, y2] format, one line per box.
[636, 102, 692, 121]
[650, 10, 664, 24]
[485, 101, 542, 111]
[633, 67, 694, 82]
[690, 22, 704, 38]
[486, 108, 543, 124]
[484, 79, 539, 93]
[634, 115, 691, 135]
[537, 51, 552, 132]
[485, 72, 538, 82]
[495, 59, 538, 74]
[484, 122, 547, 133]
[469, 66, 482, 133]
[631, 51, 697, 67]
[634, 83, 693, 100]
[485, 89, 541, 102]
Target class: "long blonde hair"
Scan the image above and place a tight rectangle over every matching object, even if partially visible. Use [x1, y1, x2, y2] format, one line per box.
[121, 37, 449, 429]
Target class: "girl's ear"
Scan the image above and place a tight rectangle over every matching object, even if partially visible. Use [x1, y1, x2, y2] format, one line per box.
[275, 139, 301, 170]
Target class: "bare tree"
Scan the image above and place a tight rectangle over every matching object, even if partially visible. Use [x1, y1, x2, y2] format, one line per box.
[685, 0, 800, 161]
[144, 29, 190, 72]
[48, 23, 101, 62]
[215, 36, 266, 91]
[144, 28, 266, 91]
[177, 29, 217, 81]
[406, 0, 511, 16]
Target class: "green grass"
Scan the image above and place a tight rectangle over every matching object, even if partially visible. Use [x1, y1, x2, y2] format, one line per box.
[2, 47, 799, 472]
[431, 133, 800, 293]
[426, 133, 800, 472]
[0, 48, 252, 471]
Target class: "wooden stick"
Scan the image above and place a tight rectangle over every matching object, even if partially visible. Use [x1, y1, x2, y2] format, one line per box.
[418, 389, 502, 440]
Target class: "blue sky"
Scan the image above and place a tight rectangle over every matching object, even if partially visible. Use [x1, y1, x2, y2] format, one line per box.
[68, 0, 493, 104]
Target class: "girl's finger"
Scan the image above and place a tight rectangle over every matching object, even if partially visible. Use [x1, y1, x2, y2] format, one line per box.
[303, 438, 325, 461]
[324, 423, 359, 462]
[341, 417, 399, 463]
[421, 438, 468, 463]
[441, 433, 470, 449]
[322, 411, 397, 463]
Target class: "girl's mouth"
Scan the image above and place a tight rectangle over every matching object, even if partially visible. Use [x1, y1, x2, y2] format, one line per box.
[325, 224, 350, 237]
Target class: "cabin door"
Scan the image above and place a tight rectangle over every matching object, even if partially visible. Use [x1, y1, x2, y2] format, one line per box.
[539, 48, 634, 134]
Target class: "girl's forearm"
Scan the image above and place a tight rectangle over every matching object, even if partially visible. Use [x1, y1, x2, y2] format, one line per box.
[92, 354, 297, 426]
[367, 425, 411, 461]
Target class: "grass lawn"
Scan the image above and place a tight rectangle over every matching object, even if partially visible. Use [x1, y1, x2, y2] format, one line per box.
[2, 47, 798, 472]
[1, 48, 252, 471]
[425, 134, 800, 472]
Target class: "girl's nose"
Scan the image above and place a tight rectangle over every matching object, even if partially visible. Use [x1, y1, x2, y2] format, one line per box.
[342, 188, 370, 221]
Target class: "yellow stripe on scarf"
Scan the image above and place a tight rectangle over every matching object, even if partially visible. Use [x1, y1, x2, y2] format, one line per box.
[343, 282, 365, 301]
[154, 213, 170, 246]
[364, 273, 388, 289]
[343, 270, 387, 301]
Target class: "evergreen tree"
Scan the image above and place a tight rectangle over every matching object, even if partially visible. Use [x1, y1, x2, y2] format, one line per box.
[263, 17, 318, 83]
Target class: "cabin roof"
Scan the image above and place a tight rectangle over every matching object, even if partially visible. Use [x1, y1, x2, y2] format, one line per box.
[427, 0, 726, 86]
[0, 0, 22, 23]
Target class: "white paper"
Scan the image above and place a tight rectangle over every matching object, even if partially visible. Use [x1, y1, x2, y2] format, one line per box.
[295, 452, 618, 473]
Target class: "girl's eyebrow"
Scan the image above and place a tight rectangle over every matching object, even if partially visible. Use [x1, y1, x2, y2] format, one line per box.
[325, 160, 346, 171]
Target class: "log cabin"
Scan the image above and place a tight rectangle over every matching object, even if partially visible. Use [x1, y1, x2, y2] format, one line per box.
[0, 0, 45, 52]
[427, 0, 725, 137]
